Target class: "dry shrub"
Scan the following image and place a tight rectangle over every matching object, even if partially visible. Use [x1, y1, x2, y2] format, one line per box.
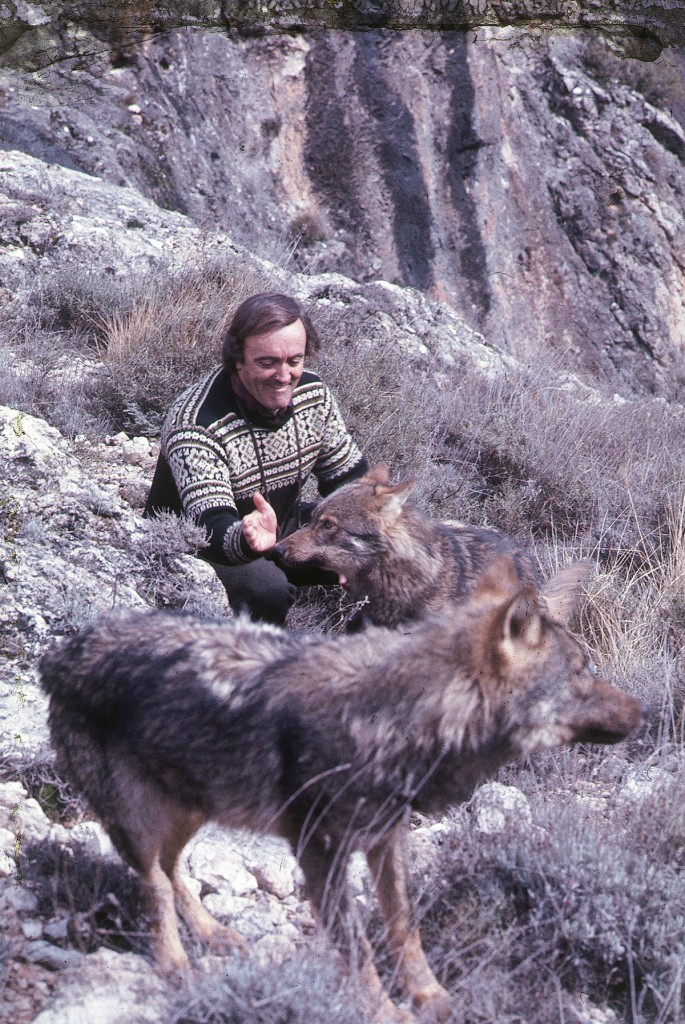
[132, 512, 228, 617]
[419, 767, 685, 1024]
[20, 838, 147, 957]
[170, 951, 363, 1024]
[91, 256, 275, 434]
[434, 364, 685, 549]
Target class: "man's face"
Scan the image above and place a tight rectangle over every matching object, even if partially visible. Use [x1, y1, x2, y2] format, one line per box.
[236, 319, 307, 411]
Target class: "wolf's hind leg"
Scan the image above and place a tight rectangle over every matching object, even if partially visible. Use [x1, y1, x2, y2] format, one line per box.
[160, 819, 248, 955]
[368, 830, 451, 1021]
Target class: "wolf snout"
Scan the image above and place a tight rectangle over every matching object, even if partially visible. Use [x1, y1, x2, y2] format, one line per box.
[578, 688, 645, 745]
[273, 542, 287, 559]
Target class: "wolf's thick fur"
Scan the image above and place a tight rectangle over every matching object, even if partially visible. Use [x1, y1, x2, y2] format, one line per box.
[39, 561, 642, 1023]
[274, 464, 572, 629]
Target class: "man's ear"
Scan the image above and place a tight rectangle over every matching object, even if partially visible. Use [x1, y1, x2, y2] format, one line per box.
[541, 560, 594, 624]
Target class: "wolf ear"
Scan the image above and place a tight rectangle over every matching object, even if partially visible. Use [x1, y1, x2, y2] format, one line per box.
[473, 555, 526, 605]
[375, 479, 415, 520]
[500, 589, 544, 658]
[541, 560, 594, 624]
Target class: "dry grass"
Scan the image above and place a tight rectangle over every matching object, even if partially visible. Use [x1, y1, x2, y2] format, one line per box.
[3, 255, 685, 1022]
[417, 768, 685, 1024]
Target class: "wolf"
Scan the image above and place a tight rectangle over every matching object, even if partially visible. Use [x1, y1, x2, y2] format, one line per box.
[39, 558, 642, 1023]
[274, 464, 580, 629]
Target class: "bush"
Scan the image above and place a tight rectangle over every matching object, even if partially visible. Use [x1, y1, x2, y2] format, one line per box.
[90, 255, 275, 434]
[132, 512, 229, 617]
[170, 951, 365, 1024]
[20, 839, 147, 957]
[419, 766, 685, 1024]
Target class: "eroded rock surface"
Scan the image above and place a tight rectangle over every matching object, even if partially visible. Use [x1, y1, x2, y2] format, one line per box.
[2, 25, 684, 393]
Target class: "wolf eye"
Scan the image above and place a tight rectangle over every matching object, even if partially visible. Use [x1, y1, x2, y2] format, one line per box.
[319, 517, 336, 531]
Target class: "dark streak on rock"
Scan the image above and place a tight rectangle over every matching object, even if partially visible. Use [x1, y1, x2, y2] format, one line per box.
[443, 32, 491, 317]
[353, 31, 435, 290]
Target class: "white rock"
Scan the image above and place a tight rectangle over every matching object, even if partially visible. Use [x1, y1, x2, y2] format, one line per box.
[0, 826, 16, 876]
[187, 834, 257, 896]
[470, 782, 532, 835]
[202, 890, 252, 920]
[617, 766, 674, 805]
[251, 859, 297, 900]
[69, 821, 118, 859]
[5, 884, 39, 912]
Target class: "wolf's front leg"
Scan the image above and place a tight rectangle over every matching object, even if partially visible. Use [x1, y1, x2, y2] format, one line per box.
[368, 829, 451, 1021]
[144, 857, 190, 975]
[296, 833, 414, 1023]
[171, 861, 248, 954]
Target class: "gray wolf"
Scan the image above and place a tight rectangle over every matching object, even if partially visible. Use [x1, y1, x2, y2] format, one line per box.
[39, 559, 642, 1023]
[275, 464, 579, 629]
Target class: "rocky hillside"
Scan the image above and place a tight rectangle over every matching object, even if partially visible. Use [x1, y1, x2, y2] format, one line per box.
[1, 10, 685, 1024]
[2, 17, 685, 393]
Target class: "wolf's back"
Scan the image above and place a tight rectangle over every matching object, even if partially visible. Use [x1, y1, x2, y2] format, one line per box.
[40, 620, 125, 715]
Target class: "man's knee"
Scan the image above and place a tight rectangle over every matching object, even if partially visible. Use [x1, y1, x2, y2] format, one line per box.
[208, 558, 297, 626]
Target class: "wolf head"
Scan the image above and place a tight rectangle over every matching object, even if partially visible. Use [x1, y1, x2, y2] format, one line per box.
[457, 557, 644, 757]
[275, 464, 414, 585]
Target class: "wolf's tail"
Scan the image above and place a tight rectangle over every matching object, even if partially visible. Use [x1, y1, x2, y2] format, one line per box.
[38, 611, 155, 715]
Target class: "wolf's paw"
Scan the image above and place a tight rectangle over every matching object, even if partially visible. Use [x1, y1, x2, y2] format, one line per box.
[206, 923, 249, 957]
[156, 949, 192, 986]
[411, 983, 452, 1022]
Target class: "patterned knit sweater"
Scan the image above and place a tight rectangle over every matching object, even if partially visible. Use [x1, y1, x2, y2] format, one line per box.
[149, 367, 367, 564]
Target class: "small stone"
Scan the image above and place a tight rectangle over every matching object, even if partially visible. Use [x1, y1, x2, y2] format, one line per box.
[5, 885, 39, 913]
[251, 860, 296, 900]
[70, 820, 117, 859]
[43, 918, 70, 943]
[21, 919, 43, 940]
[470, 782, 532, 836]
[21, 940, 84, 970]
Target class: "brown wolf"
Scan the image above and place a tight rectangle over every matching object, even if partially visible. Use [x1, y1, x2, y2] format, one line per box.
[39, 559, 642, 1023]
[275, 464, 579, 629]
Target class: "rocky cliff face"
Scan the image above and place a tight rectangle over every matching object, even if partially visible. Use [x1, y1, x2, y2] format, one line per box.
[1, 22, 684, 394]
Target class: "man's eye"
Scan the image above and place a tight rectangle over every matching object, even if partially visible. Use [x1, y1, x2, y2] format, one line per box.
[288, 357, 304, 366]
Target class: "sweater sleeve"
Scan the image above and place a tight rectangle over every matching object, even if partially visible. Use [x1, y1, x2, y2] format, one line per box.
[197, 509, 257, 564]
[313, 388, 368, 496]
[163, 424, 256, 565]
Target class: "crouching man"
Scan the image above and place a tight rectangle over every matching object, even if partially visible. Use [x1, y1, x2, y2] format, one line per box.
[144, 292, 368, 625]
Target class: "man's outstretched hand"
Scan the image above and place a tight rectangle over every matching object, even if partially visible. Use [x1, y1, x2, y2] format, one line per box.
[242, 492, 278, 552]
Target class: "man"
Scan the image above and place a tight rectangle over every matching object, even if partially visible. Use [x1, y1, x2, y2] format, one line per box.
[144, 292, 368, 624]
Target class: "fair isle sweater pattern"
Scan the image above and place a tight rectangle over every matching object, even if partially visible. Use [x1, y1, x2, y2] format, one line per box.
[162, 368, 366, 564]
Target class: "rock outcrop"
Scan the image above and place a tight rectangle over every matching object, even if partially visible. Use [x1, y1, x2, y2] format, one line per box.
[2, 22, 685, 393]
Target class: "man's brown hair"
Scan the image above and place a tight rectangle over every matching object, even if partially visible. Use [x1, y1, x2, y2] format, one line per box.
[221, 293, 321, 373]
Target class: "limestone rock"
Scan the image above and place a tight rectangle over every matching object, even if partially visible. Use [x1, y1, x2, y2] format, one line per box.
[2, 26, 684, 393]
[470, 781, 533, 836]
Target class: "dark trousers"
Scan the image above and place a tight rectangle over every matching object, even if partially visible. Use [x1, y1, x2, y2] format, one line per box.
[205, 503, 336, 626]
[206, 556, 338, 626]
